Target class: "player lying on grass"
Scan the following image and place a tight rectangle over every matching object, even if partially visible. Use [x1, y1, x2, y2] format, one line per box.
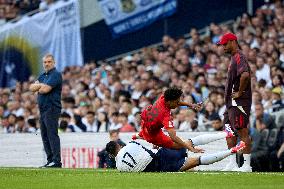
[106, 132, 245, 172]
[132, 87, 204, 153]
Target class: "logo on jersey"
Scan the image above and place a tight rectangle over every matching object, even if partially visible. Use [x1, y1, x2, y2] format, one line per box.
[168, 121, 174, 128]
[147, 106, 159, 122]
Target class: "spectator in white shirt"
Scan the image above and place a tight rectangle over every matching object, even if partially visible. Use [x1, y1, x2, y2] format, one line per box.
[255, 56, 272, 87]
[82, 111, 98, 132]
[109, 112, 122, 131]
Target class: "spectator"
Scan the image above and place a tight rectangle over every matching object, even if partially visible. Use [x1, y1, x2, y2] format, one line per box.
[82, 111, 97, 132]
[26, 117, 37, 133]
[269, 126, 284, 171]
[253, 103, 276, 130]
[177, 109, 196, 132]
[255, 56, 272, 87]
[211, 115, 223, 131]
[15, 116, 26, 133]
[250, 122, 270, 171]
[109, 112, 122, 131]
[96, 112, 110, 132]
[198, 101, 219, 131]
[60, 112, 82, 132]
[119, 113, 136, 132]
[271, 87, 284, 112]
[58, 120, 69, 133]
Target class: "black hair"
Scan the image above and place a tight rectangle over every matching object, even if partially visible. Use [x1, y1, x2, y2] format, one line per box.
[27, 118, 37, 128]
[17, 116, 25, 121]
[87, 111, 95, 116]
[106, 141, 118, 156]
[61, 112, 71, 119]
[164, 87, 183, 101]
[273, 74, 284, 87]
[62, 97, 75, 104]
[111, 112, 119, 117]
[59, 120, 68, 131]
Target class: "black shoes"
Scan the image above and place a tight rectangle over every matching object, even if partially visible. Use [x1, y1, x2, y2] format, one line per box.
[45, 162, 62, 168]
[40, 162, 62, 168]
[39, 161, 52, 168]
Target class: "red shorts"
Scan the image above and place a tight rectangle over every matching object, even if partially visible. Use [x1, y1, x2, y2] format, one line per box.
[223, 106, 250, 129]
[139, 129, 174, 148]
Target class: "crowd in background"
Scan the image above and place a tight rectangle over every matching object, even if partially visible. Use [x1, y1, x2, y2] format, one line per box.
[0, 0, 58, 25]
[0, 0, 284, 171]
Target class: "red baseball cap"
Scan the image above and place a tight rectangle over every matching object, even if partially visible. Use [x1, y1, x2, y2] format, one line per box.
[217, 32, 238, 45]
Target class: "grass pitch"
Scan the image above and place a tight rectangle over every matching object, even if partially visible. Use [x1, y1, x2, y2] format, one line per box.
[0, 168, 283, 189]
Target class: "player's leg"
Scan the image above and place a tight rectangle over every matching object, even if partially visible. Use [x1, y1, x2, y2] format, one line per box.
[180, 141, 246, 171]
[158, 148, 188, 172]
[222, 109, 238, 171]
[233, 106, 252, 172]
[189, 127, 235, 146]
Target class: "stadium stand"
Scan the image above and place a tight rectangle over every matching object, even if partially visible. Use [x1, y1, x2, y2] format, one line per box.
[0, 0, 58, 25]
[0, 0, 283, 171]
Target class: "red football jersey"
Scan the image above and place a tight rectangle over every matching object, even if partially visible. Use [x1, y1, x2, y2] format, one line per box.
[140, 95, 174, 135]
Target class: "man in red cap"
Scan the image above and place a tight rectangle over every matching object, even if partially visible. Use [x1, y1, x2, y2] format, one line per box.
[217, 33, 252, 172]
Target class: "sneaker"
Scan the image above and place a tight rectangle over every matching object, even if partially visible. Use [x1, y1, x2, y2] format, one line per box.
[39, 161, 52, 168]
[221, 163, 239, 171]
[224, 124, 236, 138]
[45, 162, 62, 168]
[231, 141, 246, 153]
[232, 165, 252, 172]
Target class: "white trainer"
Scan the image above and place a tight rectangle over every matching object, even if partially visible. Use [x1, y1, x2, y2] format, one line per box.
[232, 165, 252, 172]
[221, 163, 239, 171]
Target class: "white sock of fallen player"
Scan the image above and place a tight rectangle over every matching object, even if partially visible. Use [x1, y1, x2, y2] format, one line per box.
[190, 132, 226, 146]
[199, 149, 233, 165]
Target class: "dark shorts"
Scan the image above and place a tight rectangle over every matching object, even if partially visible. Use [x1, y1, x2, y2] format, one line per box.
[143, 148, 187, 172]
[223, 106, 250, 129]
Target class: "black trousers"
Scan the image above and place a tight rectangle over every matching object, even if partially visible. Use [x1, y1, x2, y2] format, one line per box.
[40, 107, 61, 164]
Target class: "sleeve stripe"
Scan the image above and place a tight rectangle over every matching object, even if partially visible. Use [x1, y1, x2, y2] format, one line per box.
[234, 53, 241, 64]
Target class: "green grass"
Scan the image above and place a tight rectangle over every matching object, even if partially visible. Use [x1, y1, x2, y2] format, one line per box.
[0, 168, 283, 189]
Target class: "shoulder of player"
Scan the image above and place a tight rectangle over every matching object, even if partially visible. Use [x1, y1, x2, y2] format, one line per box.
[233, 52, 247, 64]
[116, 146, 127, 161]
[52, 69, 62, 77]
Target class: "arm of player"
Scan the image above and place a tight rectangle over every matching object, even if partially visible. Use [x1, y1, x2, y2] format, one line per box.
[178, 101, 203, 111]
[232, 71, 250, 99]
[166, 128, 203, 153]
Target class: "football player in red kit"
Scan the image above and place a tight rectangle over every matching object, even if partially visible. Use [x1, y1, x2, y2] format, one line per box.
[133, 87, 204, 153]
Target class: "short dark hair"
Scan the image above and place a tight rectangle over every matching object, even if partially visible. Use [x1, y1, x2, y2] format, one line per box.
[106, 141, 118, 156]
[109, 129, 119, 136]
[111, 112, 119, 117]
[164, 87, 183, 101]
[87, 111, 95, 116]
[17, 116, 25, 121]
[61, 112, 71, 119]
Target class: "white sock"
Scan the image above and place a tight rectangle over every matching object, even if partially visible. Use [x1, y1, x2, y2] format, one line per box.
[243, 154, 251, 167]
[190, 132, 226, 146]
[200, 150, 232, 165]
[228, 153, 238, 166]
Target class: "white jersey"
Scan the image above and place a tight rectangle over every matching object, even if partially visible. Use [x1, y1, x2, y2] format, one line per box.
[116, 141, 157, 172]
